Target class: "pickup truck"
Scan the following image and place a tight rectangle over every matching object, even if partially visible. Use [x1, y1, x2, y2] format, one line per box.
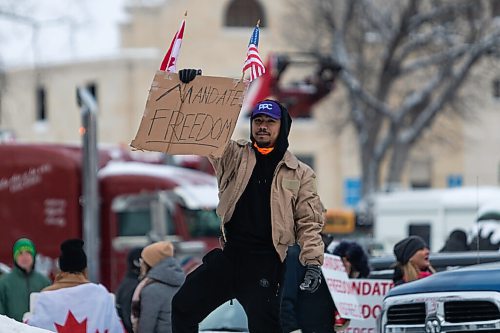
[196, 252, 500, 333]
[379, 261, 500, 333]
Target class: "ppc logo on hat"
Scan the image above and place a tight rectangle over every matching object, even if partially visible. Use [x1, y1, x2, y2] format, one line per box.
[251, 100, 281, 120]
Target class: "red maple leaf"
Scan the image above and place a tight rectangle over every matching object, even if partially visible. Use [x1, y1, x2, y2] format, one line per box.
[55, 311, 87, 333]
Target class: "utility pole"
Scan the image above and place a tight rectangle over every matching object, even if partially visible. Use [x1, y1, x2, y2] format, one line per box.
[77, 87, 100, 282]
[0, 60, 5, 129]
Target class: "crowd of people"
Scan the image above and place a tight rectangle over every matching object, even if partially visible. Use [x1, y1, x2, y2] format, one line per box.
[1, 90, 440, 333]
[0, 234, 437, 333]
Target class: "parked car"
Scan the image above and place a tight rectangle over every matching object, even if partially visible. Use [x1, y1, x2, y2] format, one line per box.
[378, 261, 500, 333]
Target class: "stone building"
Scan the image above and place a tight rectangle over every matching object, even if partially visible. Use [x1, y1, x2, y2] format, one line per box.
[0, 0, 499, 209]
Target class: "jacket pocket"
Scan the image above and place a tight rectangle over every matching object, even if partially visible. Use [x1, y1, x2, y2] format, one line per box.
[307, 200, 323, 223]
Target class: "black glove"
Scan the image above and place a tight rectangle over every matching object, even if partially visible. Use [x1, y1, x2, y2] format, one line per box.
[299, 265, 322, 293]
[178, 68, 202, 83]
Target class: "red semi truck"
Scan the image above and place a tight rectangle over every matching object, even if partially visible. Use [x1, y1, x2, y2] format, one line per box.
[0, 143, 220, 291]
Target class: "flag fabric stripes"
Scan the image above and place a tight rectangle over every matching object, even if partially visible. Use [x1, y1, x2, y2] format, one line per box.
[242, 24, 266, 82]
[160, 19, 186, 73]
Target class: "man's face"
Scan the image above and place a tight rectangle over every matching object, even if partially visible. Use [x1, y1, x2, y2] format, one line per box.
[16, 251, 34, 272]
[252, 115, 281, 147]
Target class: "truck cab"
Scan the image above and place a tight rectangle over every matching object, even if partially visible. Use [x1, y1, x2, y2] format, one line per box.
[101, 162, 221, 288]
[379, 262, 500, 333]
[0, 143, 220, 291]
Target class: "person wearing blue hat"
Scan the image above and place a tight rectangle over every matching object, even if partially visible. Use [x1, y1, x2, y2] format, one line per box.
[0, 238, 51, 322]
[172, 69, 325, 333]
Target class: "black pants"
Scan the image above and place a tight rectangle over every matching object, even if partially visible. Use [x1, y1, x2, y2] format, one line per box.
[172, 247, 284, 333]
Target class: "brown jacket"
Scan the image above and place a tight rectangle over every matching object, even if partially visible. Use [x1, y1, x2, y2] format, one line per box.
[42, 272, 90, 292]
[210, 139, 324, 266]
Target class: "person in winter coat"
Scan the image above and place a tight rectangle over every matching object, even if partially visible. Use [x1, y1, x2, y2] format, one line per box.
[172, 70, 325, 333]
[330, 240, 371, 331]
[0, 238, 51, 321]
[392, 235, 435, 286]
[131, 241, 185, 333]
[439, 229, 469, 252]
[27, 239, 124, 333]
[116, 247, 143, 333]
[331, 241, 371, 279]
[281, 239, 370, 333]
[41, 239, 90, 292]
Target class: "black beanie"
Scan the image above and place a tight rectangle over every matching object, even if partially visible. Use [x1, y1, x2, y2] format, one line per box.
[333, 241, 371, 278]
[127, 247, 143, 272]
[393, 236, 428, 265]
[59, 239, 87, 272]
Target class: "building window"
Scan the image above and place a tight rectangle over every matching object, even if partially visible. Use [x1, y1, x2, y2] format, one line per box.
[36, 86, 46, 121]
[409, 158, 432, 189]
[493, 78, 500, 99]
[224, 0, 266, 28]
[492, 0, 500, 17]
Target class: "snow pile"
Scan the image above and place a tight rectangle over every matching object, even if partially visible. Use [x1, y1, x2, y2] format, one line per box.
[0, 315, 53, 333]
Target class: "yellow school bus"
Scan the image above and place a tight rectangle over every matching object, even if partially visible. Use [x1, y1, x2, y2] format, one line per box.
[323, 208, 356, 234]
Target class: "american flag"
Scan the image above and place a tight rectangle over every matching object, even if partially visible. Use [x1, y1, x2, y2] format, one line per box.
[160, 19, 186, 73]
[242, 24, 266, 82]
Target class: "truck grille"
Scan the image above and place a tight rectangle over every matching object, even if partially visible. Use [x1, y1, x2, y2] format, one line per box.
[445, 300, 500, 323]
[387, 303, 426, 325]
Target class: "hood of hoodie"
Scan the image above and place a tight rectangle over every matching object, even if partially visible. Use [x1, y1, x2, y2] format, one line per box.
[250, 100, 292, 157]
[147, 257, 185, 287]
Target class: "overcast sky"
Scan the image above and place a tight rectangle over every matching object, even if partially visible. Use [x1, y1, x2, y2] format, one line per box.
[0, 0, 125, 68]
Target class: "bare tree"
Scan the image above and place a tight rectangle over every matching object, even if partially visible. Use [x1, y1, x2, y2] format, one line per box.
[285, 0, 500, 198]
[0, 0, 87, 130]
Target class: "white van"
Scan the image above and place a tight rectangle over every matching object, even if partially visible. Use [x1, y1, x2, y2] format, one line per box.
[373, 186, 500, 253]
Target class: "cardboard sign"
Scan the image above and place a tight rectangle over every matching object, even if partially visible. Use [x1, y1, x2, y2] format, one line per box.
[338, 279, 393, 333]
[131, 71, 246, 157]
[322, 254, 364, 320]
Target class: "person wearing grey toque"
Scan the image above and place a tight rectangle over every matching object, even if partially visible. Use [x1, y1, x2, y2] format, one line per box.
[392, 235, 435, 285]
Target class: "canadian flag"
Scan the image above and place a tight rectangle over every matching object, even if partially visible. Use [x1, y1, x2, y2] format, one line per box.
[27, 284, 124, 333]
[160, 19, 186, 73]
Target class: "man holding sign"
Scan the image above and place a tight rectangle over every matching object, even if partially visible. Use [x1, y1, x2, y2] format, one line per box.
[171, 70, 325, 333]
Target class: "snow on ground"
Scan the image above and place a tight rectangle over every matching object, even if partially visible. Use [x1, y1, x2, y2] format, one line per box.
[0, 315, 53, 333]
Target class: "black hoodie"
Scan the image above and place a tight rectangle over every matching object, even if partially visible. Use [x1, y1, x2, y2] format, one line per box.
[225, 101, 292, 252]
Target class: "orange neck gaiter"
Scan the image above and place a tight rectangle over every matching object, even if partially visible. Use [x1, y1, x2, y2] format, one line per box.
[253, 143, 274, 155]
